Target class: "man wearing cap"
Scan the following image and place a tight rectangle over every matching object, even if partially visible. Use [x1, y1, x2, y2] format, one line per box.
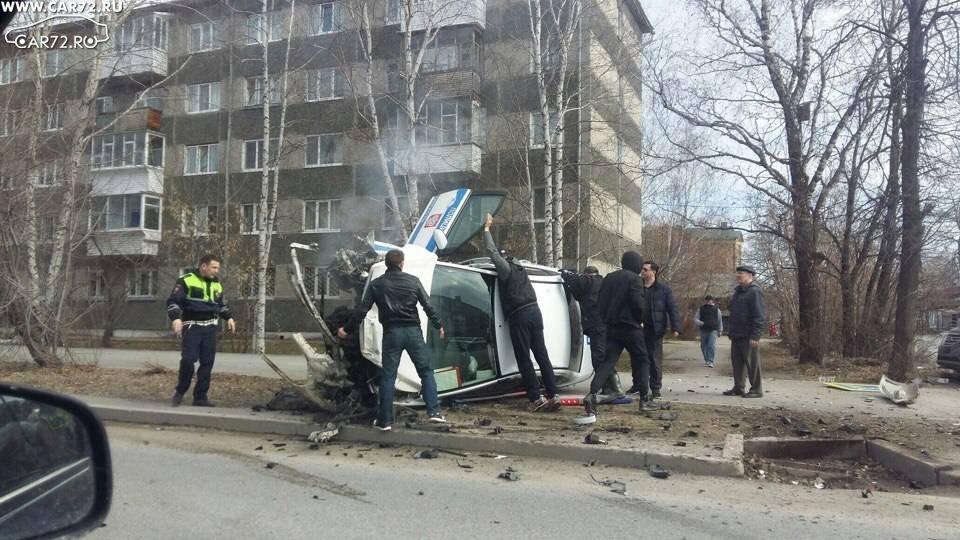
[723, 266, 767, 398]
[561, 266, 622, 397]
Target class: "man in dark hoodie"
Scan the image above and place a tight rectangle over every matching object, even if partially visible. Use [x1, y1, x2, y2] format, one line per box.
[561, 266, 622, 397]
[590, 251, 653, 413]
[639, 261, 681, 399]
[484, 214, 561, 412]
[723, 265, 767, 398]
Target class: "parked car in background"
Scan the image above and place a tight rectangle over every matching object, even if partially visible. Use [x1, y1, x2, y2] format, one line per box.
[936, 326, 960, 373]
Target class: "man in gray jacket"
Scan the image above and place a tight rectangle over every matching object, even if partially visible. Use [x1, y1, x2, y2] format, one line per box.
[484, 214, 560, 412]
[723, 266, 767, 398]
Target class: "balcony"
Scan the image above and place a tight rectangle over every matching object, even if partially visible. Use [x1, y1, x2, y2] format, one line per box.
[91, 166, 164, 197]
[386, 0, 485, 31]
[394, 143, 482, 176]
[95, 107, 162, 132]
[419, 70, 481, 98]
[96, 46, 167, 81]
[86, 229, 161, 257]
[90, 131, 165, 196]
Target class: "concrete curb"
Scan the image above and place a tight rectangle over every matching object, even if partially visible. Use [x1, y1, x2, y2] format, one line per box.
[90, 403, 744, 478]
[866, 439, 954, 487]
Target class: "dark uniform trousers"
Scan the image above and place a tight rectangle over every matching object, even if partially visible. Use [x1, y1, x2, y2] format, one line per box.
[730, 337, 762, 393]
[176, 324, 218, 399]
[643, 327, 665, 392]
[508, 305, 559, 400]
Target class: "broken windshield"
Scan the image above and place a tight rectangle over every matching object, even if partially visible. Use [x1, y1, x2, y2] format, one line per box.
[437, 192, 504, 255]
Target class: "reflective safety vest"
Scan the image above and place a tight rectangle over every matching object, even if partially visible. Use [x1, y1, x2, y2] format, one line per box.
[181, 272, 223, 303]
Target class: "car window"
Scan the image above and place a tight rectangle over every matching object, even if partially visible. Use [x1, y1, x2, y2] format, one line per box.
[426, 265, 499, 389]
[437, 192, 505, 255]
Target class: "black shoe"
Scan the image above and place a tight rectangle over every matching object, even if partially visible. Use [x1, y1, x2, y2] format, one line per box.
[584, 393, 598, 416]
[742, 391, 763, 398]
[638, 397, 654, 411]
[171, 393, 184, 407]
[722, 388, 744, 396]
[192, 399, 216, 407]
[651, 390, 662, 399]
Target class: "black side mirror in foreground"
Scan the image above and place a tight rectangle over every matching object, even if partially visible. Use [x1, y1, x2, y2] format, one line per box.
[0, 383, 112, 540]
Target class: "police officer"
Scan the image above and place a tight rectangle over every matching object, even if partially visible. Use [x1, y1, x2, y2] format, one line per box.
[484, 214, 561, 412]
[167, 254, 236, 407]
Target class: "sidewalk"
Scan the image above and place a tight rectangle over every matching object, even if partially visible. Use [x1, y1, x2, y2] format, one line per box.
[0, 344, 307, 380]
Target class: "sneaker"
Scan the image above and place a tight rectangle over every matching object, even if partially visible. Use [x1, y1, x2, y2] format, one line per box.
[170, 393, 184, 407]
[428, 413, 447, 423]
[584, 393, 598, 416]
[544, 396, 562, 412]
[192, 399, 215, 407]
[528, 396, 550, 412]
[638, 397, 654, 411]
[743, 391, 763, 398]
[706, 363, 715, 368]
[722, 388, 744, 396]
[373, 420, 392, 432]
[625, 386, 643, 396]
[651, 390, 662, 399]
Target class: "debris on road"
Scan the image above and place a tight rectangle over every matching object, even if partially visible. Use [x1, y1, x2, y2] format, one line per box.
[265, 462, 277, 469]
[649, 465, 670, 479]
[793, 424, 812, 437]
[498, 467, 520, 481]
[923, 504, 934, 511]
[307, 423, 339, 443]
[584, 432, 607, 445]
[591, 475, 627, 495]
[414, 449, 439, 459]
[659, 412, 680, 421]
[456, 460, 474, 469]
[814, 477, 826, 489]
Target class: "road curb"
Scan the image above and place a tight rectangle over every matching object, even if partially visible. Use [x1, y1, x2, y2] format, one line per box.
[866, 439, 954, 487]
[90, 403, 744, 478]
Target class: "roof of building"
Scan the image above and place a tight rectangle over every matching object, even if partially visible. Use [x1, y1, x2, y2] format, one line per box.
[625, 0, 655, 34]
[692, 228, 743, 242]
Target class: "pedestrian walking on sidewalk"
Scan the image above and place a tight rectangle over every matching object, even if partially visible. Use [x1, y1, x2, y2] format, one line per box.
[167, 254, 236, 407]
[639, 261, 680, 399]
[560, 266, 622, 397]
[694, 295, 723, 367]
[343, 249, 448, 431]
[590, 251, 653, 414]
[484, 214, 561, 412]
[723, 266, 767, 398]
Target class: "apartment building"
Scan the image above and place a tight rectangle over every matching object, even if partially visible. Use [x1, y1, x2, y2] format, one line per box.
[0, 0, 652, 335]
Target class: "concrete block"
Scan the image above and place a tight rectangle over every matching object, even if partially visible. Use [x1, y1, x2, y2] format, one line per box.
[866, 439, 952, 487]
[743, 437, 865, 460]
[723, 434, 744, 461]
[938, 469, 960, 486]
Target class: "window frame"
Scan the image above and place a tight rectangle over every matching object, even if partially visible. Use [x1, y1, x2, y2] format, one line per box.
[241, 203, 259, 235]
[309, 2, 342, 35]
[42, 49, 63, 78]
[302, 198, 341, 232]
[304, 133, 344, 167]
[0, 110, 15, 136]
[305, 68, 344, 102]
[43, 103, 64, 132]
[127, 269, 159, 299]
[242, 138, 280, 171]
[0, 56, 21, 85]
[184, 143, 219, 175]
[189, 22, 216, 52]
[186, 82, 220, 114]
[35, 162, 59, 187]
[95, 96, 114, 115]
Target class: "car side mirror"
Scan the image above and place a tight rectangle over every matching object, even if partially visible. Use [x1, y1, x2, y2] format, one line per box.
[0, 383, 113, 539]
[433, 229, 448, 251]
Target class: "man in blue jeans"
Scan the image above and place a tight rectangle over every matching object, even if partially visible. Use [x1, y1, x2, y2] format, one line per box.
[694, 295, 723, 367]
[341, 249, 447, 431]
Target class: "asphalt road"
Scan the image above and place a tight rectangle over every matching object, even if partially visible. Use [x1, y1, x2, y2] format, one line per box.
[90, 424, 960, 540]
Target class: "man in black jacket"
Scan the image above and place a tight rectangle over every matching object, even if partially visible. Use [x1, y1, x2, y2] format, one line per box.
[167, 254, 236, 407]
[485, 214, 561, 412]
[723, 266, 767, 398]
[561, 266, 621, 396]
[344, 249, 448, 430]
[639, 261, 681, 398]
[593, 251, 653, 411]
[694, 295, 723, 367]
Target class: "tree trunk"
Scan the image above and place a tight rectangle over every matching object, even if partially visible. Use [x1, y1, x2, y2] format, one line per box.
[888, 0, 926, 382]
[794, 206, 823, 364]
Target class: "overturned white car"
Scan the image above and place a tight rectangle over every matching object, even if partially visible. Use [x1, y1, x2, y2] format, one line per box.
[285, 189, 594, 406]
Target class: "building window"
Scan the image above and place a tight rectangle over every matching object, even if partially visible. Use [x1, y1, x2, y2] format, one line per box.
[43, 103, 64, 131]
[533, 187, 545, 223]
[241, 203, 258, 234]
[185, 143, 219, 175]
[0, 110, 15, 136]
[190, 22, 215, 52]
[95, 97, 114, 115]
[416, 100, 468, 145]
[242, 138, 279, 171]
[268, 11, 284, 41]
[245, 76, 282, 107]
[152, 15, 169, 50]
[303, 265, 341, 298]
[43, 50, 64, 78]
[305, 68, 344, 101]
[0, 56, 21, 84]
[245, 13, 283, 44]
[244, 266, 276, 298]
[305, 133, 343, 167]
[114, 17, 145, 53]
[91, 194, 162, 231]
[0, 175, 13, 190]
[38, 216, 56, 242]
[88, 270, 106, 300]
[386, 0, 401, 24]
[185, 205, 219, 236]
[91, 132, 164, 169]
[310, 2, 342, 35]
[35, 162, 58, 187]
[529, 110, 560, 148]
[127, 269, 159, 299]
[303, 199, 341, 232]
[187, 82, 220, 113]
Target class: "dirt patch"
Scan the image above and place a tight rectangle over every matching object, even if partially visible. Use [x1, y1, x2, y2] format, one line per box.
[713, 342, 942, 383]
[0, 363, 283, 408]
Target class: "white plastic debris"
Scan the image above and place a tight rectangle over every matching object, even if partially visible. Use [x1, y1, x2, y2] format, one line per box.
[879, 375, 919, 405]
[307, 423, 339, 443]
